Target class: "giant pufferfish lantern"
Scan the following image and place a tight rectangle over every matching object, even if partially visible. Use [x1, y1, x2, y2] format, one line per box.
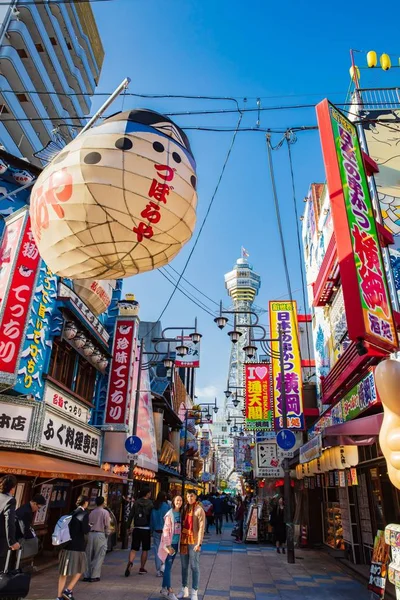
[29, 109, 198, 280]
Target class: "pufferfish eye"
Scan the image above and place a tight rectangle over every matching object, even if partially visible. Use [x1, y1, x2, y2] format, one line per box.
[153, 141, 164, 153]
[191, 175, 197, 190]
[84, 152, 102, 165]
[115, 137, 133, 151]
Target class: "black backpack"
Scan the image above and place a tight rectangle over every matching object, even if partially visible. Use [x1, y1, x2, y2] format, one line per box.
[133, 502, 151, 527]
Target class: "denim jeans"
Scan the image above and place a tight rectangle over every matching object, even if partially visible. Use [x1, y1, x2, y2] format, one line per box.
[162, 543, 178, 589]
[153, 531, 163, 572]
[181, 544, 200, 591]
[215, 514, 223, 533]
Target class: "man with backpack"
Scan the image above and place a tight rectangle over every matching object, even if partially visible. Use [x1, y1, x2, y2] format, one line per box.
[124, 487, 153, 577]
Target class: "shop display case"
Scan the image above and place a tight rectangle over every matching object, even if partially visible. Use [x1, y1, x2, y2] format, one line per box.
[325, 502, 345, 550]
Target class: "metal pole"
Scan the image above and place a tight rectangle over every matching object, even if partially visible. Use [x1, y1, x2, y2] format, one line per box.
[77, 77, 131, 137]
[122, 336, 144, 550]
[181, 411, 189, 498]
[278, 326, 295, 564]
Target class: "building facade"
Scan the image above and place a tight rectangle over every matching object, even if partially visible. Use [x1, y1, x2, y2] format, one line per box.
[0, 0, 103, 162]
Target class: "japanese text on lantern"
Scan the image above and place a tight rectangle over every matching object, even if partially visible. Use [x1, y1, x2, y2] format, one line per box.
[133, 164, 175, 242]
[0, 213, 40, 378]
[104, 318, 136, 425]
[269, 301, 304, 431]
[244, 364, 273, 430]
[316, 100, 397, 351]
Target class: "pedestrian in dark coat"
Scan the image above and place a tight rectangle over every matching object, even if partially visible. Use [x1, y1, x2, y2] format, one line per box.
[0, 474, 20, 571]
[270, 497, 286, 554]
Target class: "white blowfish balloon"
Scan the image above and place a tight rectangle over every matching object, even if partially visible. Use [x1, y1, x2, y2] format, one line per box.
[30, 109, 197, 279]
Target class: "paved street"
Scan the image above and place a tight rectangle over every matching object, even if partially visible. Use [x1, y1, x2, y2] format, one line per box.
[28, 523, 370, 600]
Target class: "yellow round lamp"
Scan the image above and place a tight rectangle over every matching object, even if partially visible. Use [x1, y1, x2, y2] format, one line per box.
[367, 51, 377, 68]
[349, 65, 360, 82]
[380, 53, 391, 70]
[30, 109, 198, 280]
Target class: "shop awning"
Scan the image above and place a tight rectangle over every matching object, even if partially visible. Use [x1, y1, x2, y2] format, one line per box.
[0, 451, 126, 482]
[323, 413, 383, 447]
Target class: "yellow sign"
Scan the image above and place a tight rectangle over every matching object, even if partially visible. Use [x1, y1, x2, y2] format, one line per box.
[269, 301, 304, 430]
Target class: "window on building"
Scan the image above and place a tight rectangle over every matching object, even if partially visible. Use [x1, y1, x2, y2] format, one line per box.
[48, 338, 75, 389]
[49, 37, 57, 46]
[17, 48, 28, 59]
[0, 105, 9, 114]
[16, 94, 28, 103]
[66, 40, 72, 50]
[35, 43, 44, 52]
[75, 356, 97, 403]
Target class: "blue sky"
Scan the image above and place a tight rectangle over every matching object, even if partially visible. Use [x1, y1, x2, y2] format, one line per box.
[91, 0, 400, 405]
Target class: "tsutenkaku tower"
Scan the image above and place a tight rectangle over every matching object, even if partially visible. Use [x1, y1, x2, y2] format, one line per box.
[224, 249, 261, 414]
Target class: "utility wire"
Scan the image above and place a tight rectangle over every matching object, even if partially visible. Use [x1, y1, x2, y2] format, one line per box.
[163, 264, 220, 307]
[154, 111, 243, 326]
[158, 269, 216, 318]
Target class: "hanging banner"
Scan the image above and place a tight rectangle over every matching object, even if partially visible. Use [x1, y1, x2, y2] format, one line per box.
[14, 262, 58, 399]
[316, 100, 397, 352]
[200, 438, 210, 458]
[174, 336, 200, 368]
[0, 210, 41, 388]
[233, 437, 252, 474]
[104, 317, 137, 426]
[368, 530, 390, 599]
[269, 301, 304, 430]
[133, 354, 159, 473]
[244, 363, 273, 430]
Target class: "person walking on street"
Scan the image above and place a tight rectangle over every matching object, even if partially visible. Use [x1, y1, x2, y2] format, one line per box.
[234, 497, 245, 544]
[0, 475, 20, 572]
[222, 495, 229, 524]
[211, 493, 223, 535]
[201, 496, 213, 535]
[270, 497, 286, 554]
[57, 495, 91, 600]
[83, 496, 111, 582]
[227, 496, 235, 523]
[125, 487, 153, 576]
[151, 491, 170, 577]
[177, 489, 205, 600]
[158, 495, 183, 600]
[15, 493, 46, 560]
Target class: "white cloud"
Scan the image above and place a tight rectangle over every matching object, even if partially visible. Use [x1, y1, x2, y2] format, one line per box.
[195, 385, 218, 399]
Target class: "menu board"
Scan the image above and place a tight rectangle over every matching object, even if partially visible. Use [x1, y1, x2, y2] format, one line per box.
[357, 473, 373, 546]
[339, 487, 351, 543]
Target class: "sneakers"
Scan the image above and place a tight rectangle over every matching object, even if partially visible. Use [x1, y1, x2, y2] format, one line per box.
[177, 587, 189, 599]
[124, 561, 133, 577]
[168, 592, 178, 600]
[62, 590, 74, 600]
[157, 570, 164, 577]
[191, 590, 198, 600]
[139, 567, 147, 575]
[160, 589, 169, 598]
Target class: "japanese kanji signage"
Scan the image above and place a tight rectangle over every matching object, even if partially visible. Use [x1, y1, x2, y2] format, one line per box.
[316, 100, 397, 352]
[200, 438, 210, 458]
[40, 408, 101, 465]
[269, 301, 304, 430]
[174, 336, 200, 368]
[0, 400, 34, 444]
[104, 317, 137, 426]
[244, 363, 273, 430]
[14, 262, 57, 398]
[43, 382, 90, 424]
[255, 442, 284, 478]
[0, 209, 41, 387]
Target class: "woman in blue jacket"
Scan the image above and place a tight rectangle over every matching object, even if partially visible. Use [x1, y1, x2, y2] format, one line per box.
[150, 492, 170, 576]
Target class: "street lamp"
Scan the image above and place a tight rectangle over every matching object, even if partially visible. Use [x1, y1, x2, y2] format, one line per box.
[190, 331, 202, 345]
[243, 344, 257, 360]
[232, 394, 240, 408]
[214, 315, 228, 329]
[224, 389, 232, 399]
[215, 301, 295, 564]
[227, 413, 232, 426]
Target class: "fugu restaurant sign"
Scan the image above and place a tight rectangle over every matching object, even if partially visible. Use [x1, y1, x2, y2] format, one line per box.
[316, 100, 397, 352]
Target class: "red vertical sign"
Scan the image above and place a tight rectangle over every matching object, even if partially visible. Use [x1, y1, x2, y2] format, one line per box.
[104, 317, 136, 425]
[244, 363, 273, 430]
[0, 210, 41, 380]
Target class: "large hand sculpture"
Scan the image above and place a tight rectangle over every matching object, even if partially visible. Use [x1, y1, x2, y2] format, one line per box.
[375, 359, 400, 490]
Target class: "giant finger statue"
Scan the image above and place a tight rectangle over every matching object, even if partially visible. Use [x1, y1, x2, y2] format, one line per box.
[375, 359, 400, 490]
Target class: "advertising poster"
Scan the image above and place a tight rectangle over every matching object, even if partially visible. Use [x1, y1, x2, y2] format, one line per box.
[269, 300, 304, 430]
[316, 100, 397, 352]
[244, 363, 273, 430]
[368, 530, 390, 599]
[34, 483, 53, 526]
[174, 336, 200, 368]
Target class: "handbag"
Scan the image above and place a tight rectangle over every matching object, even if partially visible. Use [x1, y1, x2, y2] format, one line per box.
[20, 536, 39, 560]
[0, 549, 31, 598]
